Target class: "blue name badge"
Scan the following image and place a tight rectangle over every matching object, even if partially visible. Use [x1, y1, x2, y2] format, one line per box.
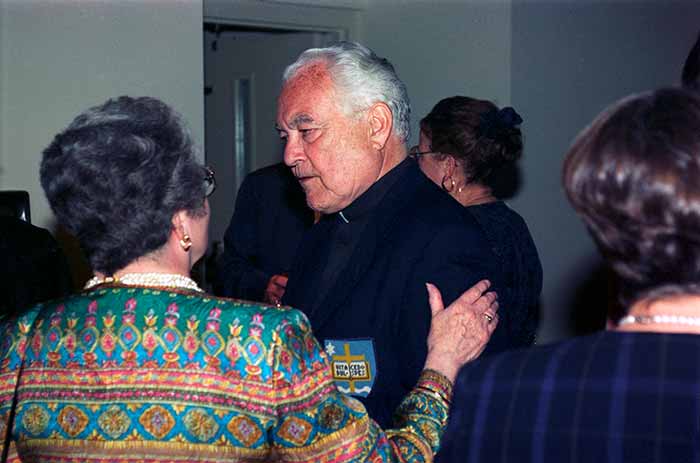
[324, 338, 377, 398]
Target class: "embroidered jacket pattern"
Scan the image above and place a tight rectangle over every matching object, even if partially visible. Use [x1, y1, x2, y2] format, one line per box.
[0, 285, 449, 462]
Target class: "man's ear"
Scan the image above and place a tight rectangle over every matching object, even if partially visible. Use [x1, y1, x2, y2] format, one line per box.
[367, 102, 394, 151]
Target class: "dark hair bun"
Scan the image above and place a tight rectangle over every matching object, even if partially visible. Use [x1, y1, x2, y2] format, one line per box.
[420, 96, 523, 184]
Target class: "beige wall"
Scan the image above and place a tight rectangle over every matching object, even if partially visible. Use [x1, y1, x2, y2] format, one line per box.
[511, 0, 700, 342]
[0, 0, 204, 231]
[362, 0, 512, 145]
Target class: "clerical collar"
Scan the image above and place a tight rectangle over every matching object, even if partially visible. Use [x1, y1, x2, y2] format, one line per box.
[336, 158, 411, 224]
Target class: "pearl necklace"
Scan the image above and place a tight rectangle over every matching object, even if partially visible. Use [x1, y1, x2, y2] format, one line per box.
[618, 314, 700, 327]
[84, 272, 203, 292]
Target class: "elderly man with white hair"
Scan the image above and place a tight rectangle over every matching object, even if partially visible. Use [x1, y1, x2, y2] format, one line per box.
[278, 42, 506, 427]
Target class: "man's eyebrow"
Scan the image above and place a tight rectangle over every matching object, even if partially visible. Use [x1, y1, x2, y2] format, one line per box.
[290, 114, 316, 129]
[296, 114, 316, 124]
[276, 114, 318, 132]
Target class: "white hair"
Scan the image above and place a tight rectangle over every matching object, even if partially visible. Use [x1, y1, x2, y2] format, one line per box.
[282, 41, 411, 143]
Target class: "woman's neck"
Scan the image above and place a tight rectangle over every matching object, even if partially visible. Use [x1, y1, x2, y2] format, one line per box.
[94, 254, 189, 280]
[88, 255, 201, 292]
[452, 182, 496, 207]
[614, 294, 700, 334]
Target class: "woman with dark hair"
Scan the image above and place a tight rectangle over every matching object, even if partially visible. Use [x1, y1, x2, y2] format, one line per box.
[436, 87, 700, 462]
[415, 96, 542, 350]
[0, 96, 497, 462]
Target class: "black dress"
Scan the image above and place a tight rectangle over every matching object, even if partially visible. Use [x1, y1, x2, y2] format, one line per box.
[465, 200, 542, 351]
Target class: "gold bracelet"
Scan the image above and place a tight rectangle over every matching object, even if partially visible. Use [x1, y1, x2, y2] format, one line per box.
[417, 369, 453, 405]
[414, 386, 451, 409]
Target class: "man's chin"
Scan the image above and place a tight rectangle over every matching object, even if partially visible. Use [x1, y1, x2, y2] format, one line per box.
[307, 202, 329, 214]
[304, 190, 347, 214]
[306, 198, 337, 215]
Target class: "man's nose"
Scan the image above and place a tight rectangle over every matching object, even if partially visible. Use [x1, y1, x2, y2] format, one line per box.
[283, 135, 304, 167]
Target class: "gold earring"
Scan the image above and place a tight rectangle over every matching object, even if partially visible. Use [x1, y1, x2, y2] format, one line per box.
[179, 234, 192, 252]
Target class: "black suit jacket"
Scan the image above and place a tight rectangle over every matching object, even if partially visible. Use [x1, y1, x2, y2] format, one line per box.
[437, 330, 700, 463]
[284, 160, 505, 427]
[216, 163, 314, 301]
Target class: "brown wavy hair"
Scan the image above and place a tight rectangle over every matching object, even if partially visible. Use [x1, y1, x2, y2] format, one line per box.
[563, 87, 700, 317]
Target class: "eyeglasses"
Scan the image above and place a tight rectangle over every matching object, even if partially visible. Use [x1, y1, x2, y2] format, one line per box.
[204, 166, 216, 197]
[408, 145, 439, 160]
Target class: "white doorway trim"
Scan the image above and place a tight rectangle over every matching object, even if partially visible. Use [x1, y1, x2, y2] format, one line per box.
[204, 0, 362, 40]
[204, 16, 348, 38]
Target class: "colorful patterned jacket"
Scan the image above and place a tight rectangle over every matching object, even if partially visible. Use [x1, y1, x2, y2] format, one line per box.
[0, 285, 451, 462]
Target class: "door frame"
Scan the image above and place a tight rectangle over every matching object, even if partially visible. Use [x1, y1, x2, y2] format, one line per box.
[204, 0, 362, 42]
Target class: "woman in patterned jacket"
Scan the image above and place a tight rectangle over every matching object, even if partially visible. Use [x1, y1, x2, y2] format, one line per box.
[0, 96, 498, 462]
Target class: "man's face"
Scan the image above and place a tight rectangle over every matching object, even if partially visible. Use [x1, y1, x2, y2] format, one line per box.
[276, 64, 383, 214]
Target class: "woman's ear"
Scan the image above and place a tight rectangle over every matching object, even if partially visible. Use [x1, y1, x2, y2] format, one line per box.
[444, 155, 459, 176]
[171, 211, 186, 237]
[171, 210, 192, 252]
[367, 102, 393, 151]
[172, 211, 192, 253]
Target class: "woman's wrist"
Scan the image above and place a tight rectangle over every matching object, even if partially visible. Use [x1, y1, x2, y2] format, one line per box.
[416, 368, 454, 407]
[423, 353, 459, 384]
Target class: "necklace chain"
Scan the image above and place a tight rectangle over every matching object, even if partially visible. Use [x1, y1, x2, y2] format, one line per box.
[618, 314, 700, 327]
[84, 272, 203, 292]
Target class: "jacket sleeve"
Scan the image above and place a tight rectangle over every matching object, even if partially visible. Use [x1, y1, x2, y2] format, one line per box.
[397, 222, 504, 390]
[216, 175, 271, 300]
[0, 307, 41, 462]
[269, 309, 452, 462]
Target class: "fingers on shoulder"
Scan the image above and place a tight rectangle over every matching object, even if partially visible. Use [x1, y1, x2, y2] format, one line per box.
[460, 279, 490, 304]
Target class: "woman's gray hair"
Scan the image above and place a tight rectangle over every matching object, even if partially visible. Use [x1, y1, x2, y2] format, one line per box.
[40, 96, 207, 275]
[283, 41, 411, 143]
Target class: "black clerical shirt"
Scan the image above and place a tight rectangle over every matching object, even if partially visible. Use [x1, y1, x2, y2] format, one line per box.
[310, 160, 410, 315]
